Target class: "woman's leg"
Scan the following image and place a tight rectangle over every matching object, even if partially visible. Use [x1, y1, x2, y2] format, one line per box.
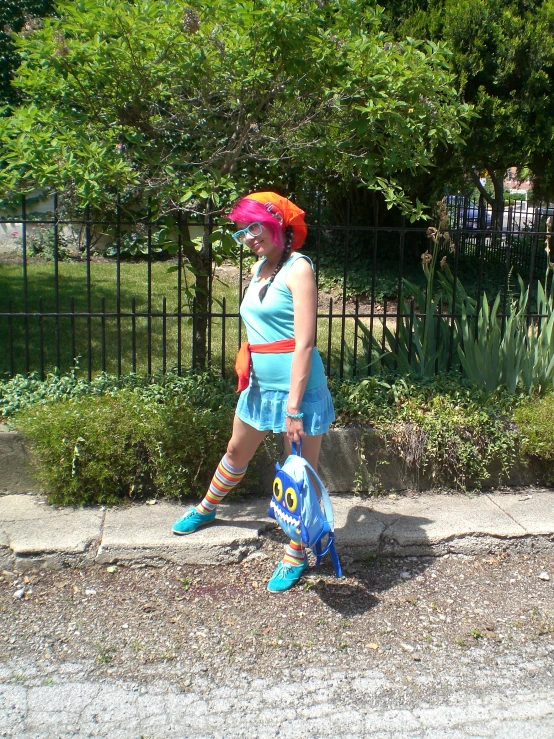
[173, 415, 267, 534]
[225, 414, 269, 470]
[196, 415, 267, 513]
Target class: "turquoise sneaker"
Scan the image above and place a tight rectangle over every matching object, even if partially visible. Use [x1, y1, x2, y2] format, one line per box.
[172, 507, 216, 535]
[267, 559, 308, 593]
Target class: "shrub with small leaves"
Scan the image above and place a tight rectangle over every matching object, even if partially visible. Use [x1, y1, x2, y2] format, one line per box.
[513, 392, 554, 484]
[9, 371, 262, 506]
[1, 369, 531, 499]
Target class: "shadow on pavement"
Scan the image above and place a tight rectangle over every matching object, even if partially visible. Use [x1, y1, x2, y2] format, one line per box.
[310, 505, 434, 616]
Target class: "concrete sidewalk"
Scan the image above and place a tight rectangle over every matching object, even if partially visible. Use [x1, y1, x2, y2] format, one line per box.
[1, 490, 553, 572]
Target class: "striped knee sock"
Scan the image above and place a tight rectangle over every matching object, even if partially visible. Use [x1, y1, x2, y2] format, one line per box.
[282, 540, 306, 567]
[197, 455, 248, 514]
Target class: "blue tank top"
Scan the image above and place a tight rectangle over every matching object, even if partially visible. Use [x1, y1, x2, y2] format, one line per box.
[239, 252, 327, 391]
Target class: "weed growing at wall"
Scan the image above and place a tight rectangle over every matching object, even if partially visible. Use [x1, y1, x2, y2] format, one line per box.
[330, 374, 521, 490]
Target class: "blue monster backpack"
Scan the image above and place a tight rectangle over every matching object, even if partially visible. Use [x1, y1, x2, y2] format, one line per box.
[268, 442, 342, 578]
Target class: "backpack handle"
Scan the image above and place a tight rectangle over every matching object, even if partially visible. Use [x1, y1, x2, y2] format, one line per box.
[291, 440, 303, 457]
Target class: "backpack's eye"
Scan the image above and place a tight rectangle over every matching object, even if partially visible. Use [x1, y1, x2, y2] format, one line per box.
[285, 487, 298, 512]
[273, 478, 283, 501]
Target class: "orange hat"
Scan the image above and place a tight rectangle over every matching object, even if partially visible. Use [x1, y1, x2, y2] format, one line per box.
[245, 192, 307, 250]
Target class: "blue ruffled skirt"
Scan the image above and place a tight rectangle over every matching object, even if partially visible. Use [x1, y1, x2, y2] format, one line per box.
[236, 382, 335, 435]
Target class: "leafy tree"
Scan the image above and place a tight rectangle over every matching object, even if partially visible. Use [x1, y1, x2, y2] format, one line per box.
[0, 0, 470, 366]
[384, 0, 554, 223]
[0, 0, 55, 107]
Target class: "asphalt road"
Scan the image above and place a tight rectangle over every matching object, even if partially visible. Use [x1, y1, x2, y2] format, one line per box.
[1, 543, 553, 738]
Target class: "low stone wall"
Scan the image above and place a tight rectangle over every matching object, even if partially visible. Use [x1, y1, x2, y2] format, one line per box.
[260, 426, 540, 494]
[0, 426, 36, 493]
[2, 424, 542, 498]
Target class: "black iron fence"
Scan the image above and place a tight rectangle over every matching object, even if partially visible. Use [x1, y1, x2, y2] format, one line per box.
[0, 195, 552, 381]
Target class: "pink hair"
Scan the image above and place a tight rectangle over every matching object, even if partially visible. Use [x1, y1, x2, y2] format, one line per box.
[228, 198, 284, 247]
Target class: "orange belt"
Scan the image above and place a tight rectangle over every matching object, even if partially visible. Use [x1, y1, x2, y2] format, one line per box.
[235, 339, 296, 392]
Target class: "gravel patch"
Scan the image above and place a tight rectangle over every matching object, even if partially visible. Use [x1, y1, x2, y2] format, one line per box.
[1, 536, 553, 702]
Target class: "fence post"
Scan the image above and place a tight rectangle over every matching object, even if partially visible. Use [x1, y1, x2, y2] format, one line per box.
[53, 192, 61, 371]
[131, 296, 136, 374]
[22, 194, 29, 374]
[353, 296, 359, 376]
[315, 194, 321, 346]
[147, 197, 153, 377]
[8, 298, 14, 377]
[207, 199, 214, 367]
[162, 296, 167, 375]
[116, 196, 122, 376]
[367, 199, 379, 376]
[339, 200, 350, 378]
[85, 204, 92, 381]
[177, 210, 183, 376]
[38, 297, 44, 381]
[192, 296, 197, 369]
[101, 296, 106, 372]
[70, 296, 76, 370]
[221, 296, 226, 378]
[326, 297, 333, 377]
[448, 221, 461, 371]
[394, 217, 406, 368]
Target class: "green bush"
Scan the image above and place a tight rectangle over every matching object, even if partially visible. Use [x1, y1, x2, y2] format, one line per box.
[513, 392, 554, 484]
[0, 369, 531, 500]
[504, 191, 527, 204]
[0, 369, 238, 418]
[330, 374, 520, 490]
[15, 392, 162, 505]
[7, 371, 264, 506]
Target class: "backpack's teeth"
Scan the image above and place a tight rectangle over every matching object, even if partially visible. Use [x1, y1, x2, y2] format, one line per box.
[270, 501, 299, 528]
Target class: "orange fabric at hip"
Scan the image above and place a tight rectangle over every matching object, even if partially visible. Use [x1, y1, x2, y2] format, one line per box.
[235, 338, 296, 392]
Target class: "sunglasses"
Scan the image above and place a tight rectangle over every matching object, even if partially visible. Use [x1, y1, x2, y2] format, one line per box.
[232, 221, 263, 244]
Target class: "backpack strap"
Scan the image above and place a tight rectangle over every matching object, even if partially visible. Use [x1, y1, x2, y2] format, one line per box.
[301, 457, 335, 531]
[329, 539, 343, 578]
[290, 440, 335, 534]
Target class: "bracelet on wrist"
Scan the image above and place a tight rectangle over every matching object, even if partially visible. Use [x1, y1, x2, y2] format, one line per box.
[285, 411, 304, 419]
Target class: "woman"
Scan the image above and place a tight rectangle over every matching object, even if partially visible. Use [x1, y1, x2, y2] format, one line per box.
[172, 192, 335, 593]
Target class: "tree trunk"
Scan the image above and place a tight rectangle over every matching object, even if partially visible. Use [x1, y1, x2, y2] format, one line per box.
[177, 207, 212, 371]
[489, 170, 505, 234]
[470, 167, 505, 233]
[192, 264, 209, 369]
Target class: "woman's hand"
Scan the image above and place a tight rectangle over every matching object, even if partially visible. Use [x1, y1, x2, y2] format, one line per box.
[285, 415, 305, 444]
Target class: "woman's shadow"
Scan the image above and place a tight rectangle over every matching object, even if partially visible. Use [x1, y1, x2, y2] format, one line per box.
[218, 497, 434, 618]
[302, 503, 434, 617]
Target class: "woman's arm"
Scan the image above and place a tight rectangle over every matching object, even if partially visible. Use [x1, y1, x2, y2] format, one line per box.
[285, 257, 318, 442]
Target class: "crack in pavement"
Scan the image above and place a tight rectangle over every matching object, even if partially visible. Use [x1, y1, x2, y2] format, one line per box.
[92, 509, 107, 563]
[486, 493, 529, 533]
[378, 515, 401, 553]
[3, 679, 554, 738]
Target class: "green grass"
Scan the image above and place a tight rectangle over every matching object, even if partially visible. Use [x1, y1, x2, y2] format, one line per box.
[0, 259, 246, 377]
[0, 257, 394, 379]
[1, 248, 531, 380]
